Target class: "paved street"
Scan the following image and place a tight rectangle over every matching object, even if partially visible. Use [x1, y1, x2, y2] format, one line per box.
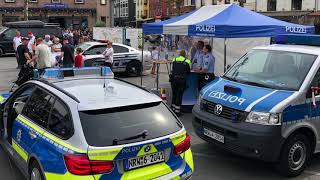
[1, 56, 320, 180]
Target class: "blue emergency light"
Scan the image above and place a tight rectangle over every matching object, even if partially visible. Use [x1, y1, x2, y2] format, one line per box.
[272, 34, 320, 46]
[37, 67, 114, 80]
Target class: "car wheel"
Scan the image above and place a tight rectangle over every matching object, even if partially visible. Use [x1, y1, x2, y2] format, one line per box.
[276, 133, 311, 177]
[29, 161, 45, 180]
[0, 48, 4, 57]
[126, 61, 142, 77]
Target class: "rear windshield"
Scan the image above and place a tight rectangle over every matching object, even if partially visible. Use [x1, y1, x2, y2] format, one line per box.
[79, 102, 182, 147]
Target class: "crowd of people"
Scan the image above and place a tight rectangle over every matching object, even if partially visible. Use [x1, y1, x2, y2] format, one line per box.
[13, 29, 113, 75]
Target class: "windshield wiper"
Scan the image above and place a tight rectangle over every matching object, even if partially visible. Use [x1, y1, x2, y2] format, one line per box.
[222, 76, 238, 82]
[241, 81, 270, 88]
[112, 130, 149, 145]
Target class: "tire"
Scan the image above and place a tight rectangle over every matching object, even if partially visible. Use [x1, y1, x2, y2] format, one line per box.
[29, 161, 45, 180]
[276, 134, 311, 177]
[0, 48, 4, 57]
[126, 61, 142, 77]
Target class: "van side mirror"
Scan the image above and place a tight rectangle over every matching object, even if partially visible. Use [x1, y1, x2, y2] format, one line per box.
[13, 101, 25, 114]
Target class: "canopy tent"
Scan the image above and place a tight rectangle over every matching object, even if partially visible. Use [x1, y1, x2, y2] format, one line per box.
[143, 4, 315, 37]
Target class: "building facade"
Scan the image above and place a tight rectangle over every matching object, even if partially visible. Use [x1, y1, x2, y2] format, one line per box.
[0, 0, 111, 29]
[113, 0, 136, 27]
[149, 0, 171, 20]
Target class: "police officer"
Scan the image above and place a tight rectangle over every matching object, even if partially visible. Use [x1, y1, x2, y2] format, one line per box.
[198, 45, 215, 90]
[171, 50, 192, 116]
[192, 41, 205, 71]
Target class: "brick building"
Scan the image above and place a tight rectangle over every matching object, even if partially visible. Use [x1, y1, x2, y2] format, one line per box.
[0, 0, 111, 29]
[149, 0, 172, 20]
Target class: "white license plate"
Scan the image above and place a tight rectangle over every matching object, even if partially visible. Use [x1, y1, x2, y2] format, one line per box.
[204, 128, 225, 143]
[127, 151, 165, 170]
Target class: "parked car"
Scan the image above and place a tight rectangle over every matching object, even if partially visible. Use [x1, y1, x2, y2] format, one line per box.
[0, 20, 62, 56]
[77, 42, 152, 76]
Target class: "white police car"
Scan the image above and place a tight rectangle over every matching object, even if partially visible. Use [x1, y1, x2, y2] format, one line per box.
[77, 42, 152, 76]
[0, 67, 194, 180]
[193, 35, 320, 177]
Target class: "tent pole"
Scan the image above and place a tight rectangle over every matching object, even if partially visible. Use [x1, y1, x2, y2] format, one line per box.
[141, 33, 145, 87]
[224, 38, 227, 73]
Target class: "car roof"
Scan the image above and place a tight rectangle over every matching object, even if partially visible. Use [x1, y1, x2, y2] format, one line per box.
[83, 41, 134, 50]
[52, 78, 161, 111]
[254, 44, 320, 56]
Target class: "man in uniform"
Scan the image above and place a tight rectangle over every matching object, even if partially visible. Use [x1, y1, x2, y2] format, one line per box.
[170, 50, 192, 116]
[192, 41, 205, 71]
[198, 45, 215, 90]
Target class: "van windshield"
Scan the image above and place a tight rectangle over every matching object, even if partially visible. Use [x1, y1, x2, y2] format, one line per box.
[224, 50, 317, 91]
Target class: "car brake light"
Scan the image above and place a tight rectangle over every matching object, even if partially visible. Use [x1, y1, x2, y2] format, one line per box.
[64, 154, 113, 175]
[174, 133, 191, 155]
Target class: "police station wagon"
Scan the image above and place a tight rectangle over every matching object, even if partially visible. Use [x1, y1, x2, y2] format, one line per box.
[193, 35, 320, 177]
[0, 67, 193, 180]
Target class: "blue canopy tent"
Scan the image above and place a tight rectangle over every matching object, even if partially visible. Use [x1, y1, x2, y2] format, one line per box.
[141, 4, 315, 82]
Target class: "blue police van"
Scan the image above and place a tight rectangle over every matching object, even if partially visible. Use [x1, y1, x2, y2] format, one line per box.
[193, 35, 320, 177]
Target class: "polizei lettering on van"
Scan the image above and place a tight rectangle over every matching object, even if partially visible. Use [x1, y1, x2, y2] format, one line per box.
[196, 25, 216, 33]
[285, 26, 307, 34]
[208, 91, 246, 106]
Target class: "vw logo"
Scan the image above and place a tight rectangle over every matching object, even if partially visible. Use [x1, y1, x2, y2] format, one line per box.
[144, 145, 151, 153]
[214, 104, 223, 116]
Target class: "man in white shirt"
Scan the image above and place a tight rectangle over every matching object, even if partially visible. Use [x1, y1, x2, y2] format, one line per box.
[44, 35, 53, 47]
[13, 30, 22, 68]
[27, 31, 36, 54]
[102, 41, 114, 68]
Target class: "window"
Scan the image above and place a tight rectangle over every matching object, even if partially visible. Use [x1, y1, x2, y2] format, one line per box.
[51, 0, 61, 3]
[5, 0, 15, 3]
[224, 50, 317, 91]
[29, 0, 38, 3]
[48, 99, 73, 138]
[75, 0, 84, 4]
[225, 0, 230, 4]
[79, 102, 182, 146]
[22, 88, 55, 128]
[113, 45, 129, 53]
[120, 0, 129, 17]
[211, 0, 216, 5]
[101, 16, 106, 22]
[3, 28, 17, 41]
[267, 0, 277, 11]
[86, 45, 106, 55]
[292, 0, 302, 10]
[101, 0, 106, 5]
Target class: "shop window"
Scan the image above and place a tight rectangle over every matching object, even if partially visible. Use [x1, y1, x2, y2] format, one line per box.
[292, 0, 302, 10]
[75, 0, 85, 4]
[267, 0, 277, 11]
[5, 0, 15, 3]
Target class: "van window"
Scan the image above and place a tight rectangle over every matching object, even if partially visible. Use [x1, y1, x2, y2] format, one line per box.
[224, 50, 317, 91]
[3, 28, 17, 40]
[79, 102, 182, 147]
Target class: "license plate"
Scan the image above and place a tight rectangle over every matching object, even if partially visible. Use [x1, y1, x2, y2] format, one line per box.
[126, 151, 165, 170]
[204, 128, 225, 143]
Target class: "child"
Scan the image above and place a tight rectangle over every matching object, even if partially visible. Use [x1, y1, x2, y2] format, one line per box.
[74, 48, 84, 68]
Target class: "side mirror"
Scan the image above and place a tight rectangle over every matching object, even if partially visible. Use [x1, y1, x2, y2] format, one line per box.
[13, 101, 25, 114]
[226, 64, 231, 70]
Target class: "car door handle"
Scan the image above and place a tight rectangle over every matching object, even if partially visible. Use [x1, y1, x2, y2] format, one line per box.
[29, 131, 37, 140]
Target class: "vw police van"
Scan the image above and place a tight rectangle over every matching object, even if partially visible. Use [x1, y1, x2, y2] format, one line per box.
[0, 67, 193, 180]
[193, 35, 320, 177]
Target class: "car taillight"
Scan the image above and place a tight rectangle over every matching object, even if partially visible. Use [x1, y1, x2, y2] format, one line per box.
[174, 133, 191, 155]
[64, 154, 113, 175]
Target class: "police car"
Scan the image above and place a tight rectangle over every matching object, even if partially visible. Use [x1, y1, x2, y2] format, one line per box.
[77, 42, 152, 76]
[193, 35, 320, 177]
[0, 67, 193, 180]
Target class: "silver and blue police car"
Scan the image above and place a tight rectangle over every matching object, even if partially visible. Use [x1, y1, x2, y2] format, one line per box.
[193, 35, 320, 177]
[0, 67, 193, 180]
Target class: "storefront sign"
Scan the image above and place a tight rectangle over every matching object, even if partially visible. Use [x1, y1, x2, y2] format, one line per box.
[43, 3, 68, 9]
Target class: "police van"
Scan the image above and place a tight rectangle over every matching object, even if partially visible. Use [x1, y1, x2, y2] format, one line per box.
[193, 35, 320, 177]
[0, 67, 193, 180]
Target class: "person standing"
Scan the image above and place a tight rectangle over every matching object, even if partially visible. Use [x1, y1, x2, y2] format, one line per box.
[13, 31, 22, 68]
[28, 38, 52, 75]
[192, 41, 205, 71]
[27, 32, 36, 54]
[51, 37, 62, 65]
[44, 35, 53, 47]
[170, 50, 191, 116]
[74, 48, 84, 68]
[61, 39, 75, 67]
[102, 41, 114, 68]
[16, 37, 30, 67]
[198, 45, 215, 90]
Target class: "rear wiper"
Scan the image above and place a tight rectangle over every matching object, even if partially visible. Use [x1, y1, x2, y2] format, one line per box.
[112, 130, 149, 145]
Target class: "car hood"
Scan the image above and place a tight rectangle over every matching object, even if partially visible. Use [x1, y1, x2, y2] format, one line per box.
[201, 77, 295, 112]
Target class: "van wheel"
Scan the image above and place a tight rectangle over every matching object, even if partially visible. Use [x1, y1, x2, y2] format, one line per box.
[126, 61, 142, 77]
[276, 134, 310, 177]
[29, 161, 45, 180]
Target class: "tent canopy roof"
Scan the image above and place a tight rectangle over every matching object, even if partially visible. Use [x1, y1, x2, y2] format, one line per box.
[143, 4, 314, 38]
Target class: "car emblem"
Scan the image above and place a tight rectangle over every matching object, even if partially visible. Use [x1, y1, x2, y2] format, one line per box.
[16, 129, 22, 142]
[214, 104, 223, 116]
[144, 145, 151, 153]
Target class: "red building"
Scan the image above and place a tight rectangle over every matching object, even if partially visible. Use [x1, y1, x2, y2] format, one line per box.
[149, 0, 172, 20]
